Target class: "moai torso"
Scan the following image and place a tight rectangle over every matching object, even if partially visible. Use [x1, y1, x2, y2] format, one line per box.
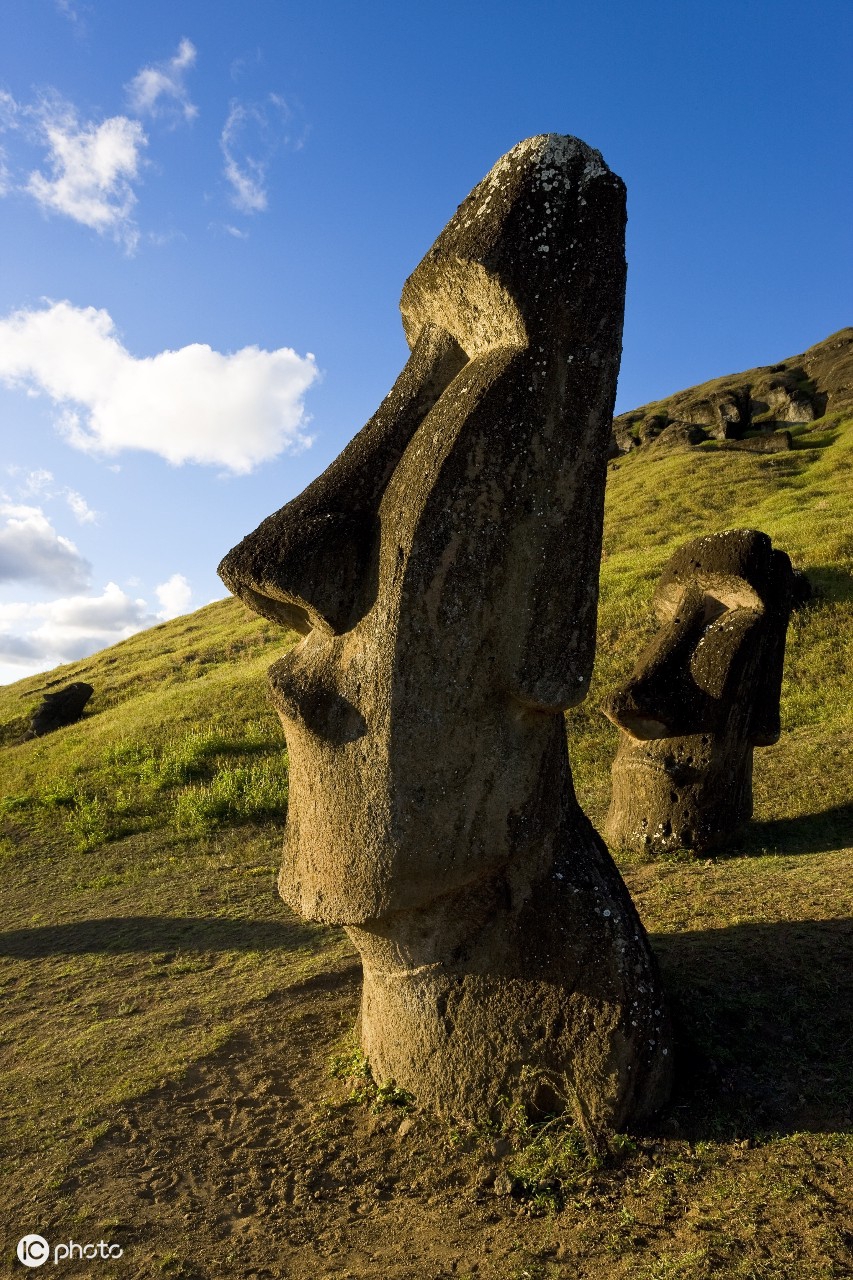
[219, 135, 672, 1139]
[603, 529, 797, 855]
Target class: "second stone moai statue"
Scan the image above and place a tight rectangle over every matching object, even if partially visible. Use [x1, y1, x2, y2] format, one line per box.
[603, 528, 798, 856]
[219, 135, 672, 1138]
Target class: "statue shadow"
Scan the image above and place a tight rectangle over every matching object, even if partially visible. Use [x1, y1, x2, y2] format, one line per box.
[649, 918, 853, 1140]
[0, 914, 329, 958]
[730, 802, 853, 858]
[803, 563, 853, 603]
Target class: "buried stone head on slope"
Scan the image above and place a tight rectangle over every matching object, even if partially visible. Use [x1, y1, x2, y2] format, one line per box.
[603, 528, 800, 855]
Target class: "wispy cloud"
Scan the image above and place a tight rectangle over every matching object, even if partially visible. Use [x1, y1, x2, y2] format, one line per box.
[0, 300, 318, 473]
[0, 89, 19, 129]
[0, 501, 91, 593]
[220, 94, 305, 215]
[26, 100, 147, 250]
[16, 468, 55, 498]
[65, 489, 98, 524]
[54, 0, 88, 28]
[7, 469, 99, 524]
[221, 101, 268, 212]
[0, 92, 20, 196]
[126, 38, 198, 125]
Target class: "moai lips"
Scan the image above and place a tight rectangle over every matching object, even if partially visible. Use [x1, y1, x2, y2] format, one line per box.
[219, 135, 672, 1137]
[603, 528, 798, 855]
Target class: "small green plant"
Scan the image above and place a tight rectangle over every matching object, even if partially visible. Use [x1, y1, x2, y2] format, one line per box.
[497, 1102, 591, 1213]
[327, 1043, 414, 1112]
[373, 1079, 415, 1111]
[328, 1044, 371, 1081]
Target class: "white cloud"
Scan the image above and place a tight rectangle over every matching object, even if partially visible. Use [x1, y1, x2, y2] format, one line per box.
[5, 470, 98, 524]
[55, 0, 87, 26]
[0, 631, 42, 661]
[18, 469, 55, 497]
[126, 38, 198, 124]
[0, 502, 91, 593]
[65, 489, 98, 524]
[221, 102, 268, 212]
[155, 572, 192, 620]
[0, 301, 317, 473]
[0, 582, 154, 678]
[220, 94, 304, 215]
[26, 103, 146, 249]
[0, 93, 20, 195]
[0, 89, 21, 130]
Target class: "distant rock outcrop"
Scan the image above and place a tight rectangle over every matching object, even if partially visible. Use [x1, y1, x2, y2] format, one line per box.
[26, 683, 93, 738]
[612, 326, 853, 454]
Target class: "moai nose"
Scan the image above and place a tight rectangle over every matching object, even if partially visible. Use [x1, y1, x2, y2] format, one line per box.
[603, 585, 713, 738]
[218, 323, 468, 636]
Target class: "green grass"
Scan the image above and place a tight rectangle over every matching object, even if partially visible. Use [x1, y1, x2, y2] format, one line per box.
[0, 408, 850, 1278]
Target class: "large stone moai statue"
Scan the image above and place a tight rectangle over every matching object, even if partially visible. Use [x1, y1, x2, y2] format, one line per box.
[603, 529, 798, 856]
[219, 135, 672, 1138]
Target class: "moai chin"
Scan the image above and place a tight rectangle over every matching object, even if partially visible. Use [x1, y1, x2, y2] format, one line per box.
[603, 528, 798, 856]
[219, 135, 672, 1138]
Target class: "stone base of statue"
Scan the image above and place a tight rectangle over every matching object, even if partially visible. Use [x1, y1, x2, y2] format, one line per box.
[605, 733, 753, 855]
[349, 792, 672, 1139]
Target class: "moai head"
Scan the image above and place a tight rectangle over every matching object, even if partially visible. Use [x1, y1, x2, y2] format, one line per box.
[219, 135, 627, 924]
[603, 528, 797, 854]
[220, 136, 672, 1133]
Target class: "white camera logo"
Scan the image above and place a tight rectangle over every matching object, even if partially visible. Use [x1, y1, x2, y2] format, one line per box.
[17, 1235, 49, 1268]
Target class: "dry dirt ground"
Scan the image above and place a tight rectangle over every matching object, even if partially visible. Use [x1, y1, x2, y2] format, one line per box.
[7, 954, 584, 1280]
[5, 934, 852, 1280]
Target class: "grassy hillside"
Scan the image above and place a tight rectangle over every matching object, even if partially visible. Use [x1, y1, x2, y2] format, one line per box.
[1, 380, 851, 1277]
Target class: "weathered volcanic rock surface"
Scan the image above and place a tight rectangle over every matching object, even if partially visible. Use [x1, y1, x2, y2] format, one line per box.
[220, 134, 673, 1139]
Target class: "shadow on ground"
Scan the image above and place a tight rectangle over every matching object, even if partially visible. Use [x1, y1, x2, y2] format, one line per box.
[734, 801, 853, 857]
[0, 914, 329, 956]
[652, 917, 853, 1140]
[805, 562, 853, 603]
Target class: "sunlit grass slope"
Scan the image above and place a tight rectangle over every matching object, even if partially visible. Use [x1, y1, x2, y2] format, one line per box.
[0, 398, 850, 1279]
[570, 412, 853, 841]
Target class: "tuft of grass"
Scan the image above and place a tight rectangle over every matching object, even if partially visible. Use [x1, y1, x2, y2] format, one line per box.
[327, 1041, 415, 1113]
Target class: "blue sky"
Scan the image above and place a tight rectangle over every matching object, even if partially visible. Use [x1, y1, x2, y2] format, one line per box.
[0, 0, 850, 684]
